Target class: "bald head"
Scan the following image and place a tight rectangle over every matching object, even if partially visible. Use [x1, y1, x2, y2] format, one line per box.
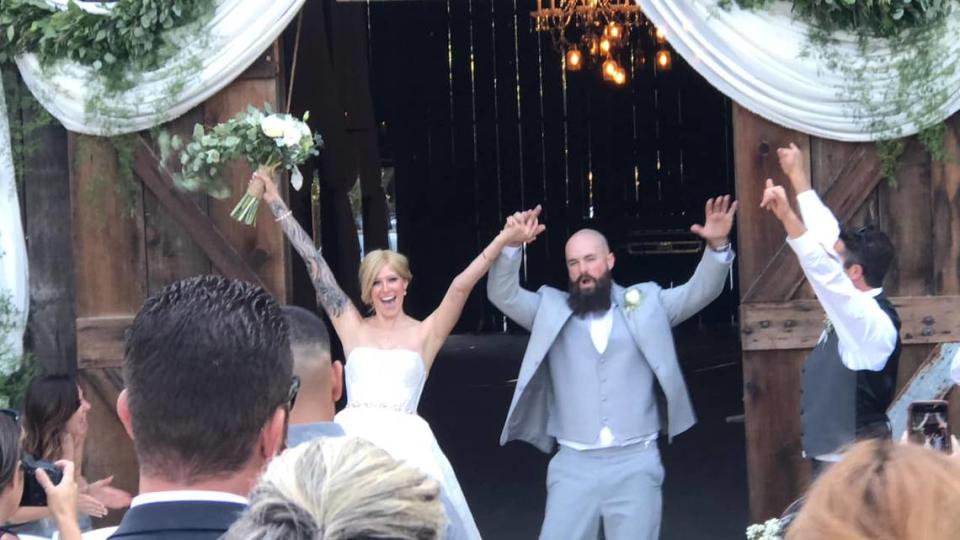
[566, 229, 610, 258]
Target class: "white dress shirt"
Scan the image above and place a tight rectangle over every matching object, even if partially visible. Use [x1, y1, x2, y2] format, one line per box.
[130, 490, 249, 508]
[787, 191, 898, 372]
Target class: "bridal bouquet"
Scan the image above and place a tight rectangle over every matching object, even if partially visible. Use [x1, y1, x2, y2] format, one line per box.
[160, 105, 323, 225]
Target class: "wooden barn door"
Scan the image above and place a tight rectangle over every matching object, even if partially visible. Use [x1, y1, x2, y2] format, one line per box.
[734, 105, 960, 521]
[72, 46, 289, 523]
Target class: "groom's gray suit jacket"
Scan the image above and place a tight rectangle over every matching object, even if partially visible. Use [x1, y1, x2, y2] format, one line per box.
[487, 249, 733, 453]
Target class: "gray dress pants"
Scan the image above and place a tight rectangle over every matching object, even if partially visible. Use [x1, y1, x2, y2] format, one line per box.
[539, 442, 664, 540]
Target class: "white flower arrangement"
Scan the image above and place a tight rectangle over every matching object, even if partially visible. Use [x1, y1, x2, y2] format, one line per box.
[160, 105, 323, 226]
[746, 518, 783, 540]
[624, 288, 644, 312]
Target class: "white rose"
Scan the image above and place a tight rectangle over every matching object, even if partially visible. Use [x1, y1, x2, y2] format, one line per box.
[260, 115, 285, 138]
[624, 289, 642, 306]
[281, 122, 303, 147]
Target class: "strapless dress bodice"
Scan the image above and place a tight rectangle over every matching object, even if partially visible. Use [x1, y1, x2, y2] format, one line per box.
[343, 347, 426, 414]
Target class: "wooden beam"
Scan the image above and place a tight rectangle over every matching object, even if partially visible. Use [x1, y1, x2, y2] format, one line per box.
[741, 145, 883, 303]
[741, 296, 960, 351]
[77, 316, 134, 370]
[133, 137, 265, 288]
[888, 343, 960, 440]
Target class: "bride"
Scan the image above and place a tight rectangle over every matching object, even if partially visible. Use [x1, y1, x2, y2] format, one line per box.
[253, 170, 544, 539]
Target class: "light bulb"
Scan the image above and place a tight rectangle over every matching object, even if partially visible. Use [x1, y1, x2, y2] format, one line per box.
[656, 49, 672, 70]
[600, 38, 611, 54]
[655, 27, 667, 44]
[566, 48, 583, 71]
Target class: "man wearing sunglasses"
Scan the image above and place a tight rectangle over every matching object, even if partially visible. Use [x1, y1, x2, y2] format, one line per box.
[110, 276, 295, 540]
[761, 143, 900, 477]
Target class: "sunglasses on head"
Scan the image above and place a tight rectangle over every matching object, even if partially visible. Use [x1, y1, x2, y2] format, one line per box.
[286, 376, 300, 411]
[0, 409, 19, 427]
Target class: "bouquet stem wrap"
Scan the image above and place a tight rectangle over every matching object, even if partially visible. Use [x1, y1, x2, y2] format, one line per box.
[230, 163, 278, 226]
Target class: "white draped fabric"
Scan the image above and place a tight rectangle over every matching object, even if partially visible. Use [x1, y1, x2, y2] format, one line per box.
[16, 0, 306, 136]
[0, 77, 29, 375]
[636, 0, 960, 141]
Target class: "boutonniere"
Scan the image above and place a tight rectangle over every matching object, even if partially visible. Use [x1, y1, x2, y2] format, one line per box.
[819, 317, 833, 344]
[623, 288, 644, 312]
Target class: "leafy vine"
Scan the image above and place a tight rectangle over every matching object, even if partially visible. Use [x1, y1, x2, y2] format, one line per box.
[722, 0, 959, 181]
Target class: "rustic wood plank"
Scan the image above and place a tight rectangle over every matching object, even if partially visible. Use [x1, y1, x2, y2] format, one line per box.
[21, 90, 76, 373]
[732, 107, 805, 293]
[133, 138, 263, 287]
[79, 369, 137, 527]
[880, 138, 933, 296]
[236, 42, 281, 81]
[76, 316, 133, 370]
[741, 145, 883, 303]
[70, 134, 147, 319]
[931, 116, 960, 295]
[143, 109, 211, 295]
[740, 296, 960, 351]
[203, 78, 289, 300]
[742, 349, 810, 522]
[895, 344, 937, 396]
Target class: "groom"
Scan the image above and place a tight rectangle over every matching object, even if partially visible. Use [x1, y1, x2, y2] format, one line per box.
[488, 198, 737, 540]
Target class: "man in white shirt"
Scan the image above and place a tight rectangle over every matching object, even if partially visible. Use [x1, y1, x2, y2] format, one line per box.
[761, 144, 900, 476]
[488, 198, 736, 540]
[110, 276, 295, 539]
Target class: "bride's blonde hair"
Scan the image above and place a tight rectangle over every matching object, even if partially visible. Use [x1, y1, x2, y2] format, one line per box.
[359, 249, 412, 306]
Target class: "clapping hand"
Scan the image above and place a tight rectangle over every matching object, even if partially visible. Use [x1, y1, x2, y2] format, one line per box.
[689, 196, 738, 249]
[86, 475, 132, 510]
[502, 205, 546, 247]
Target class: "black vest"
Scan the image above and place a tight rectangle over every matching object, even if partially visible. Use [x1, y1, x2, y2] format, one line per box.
[800, 294, 901, 456]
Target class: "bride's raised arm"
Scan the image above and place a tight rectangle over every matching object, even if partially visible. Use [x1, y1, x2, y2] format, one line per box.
[254, 170, 364, 346]
[421, 207, 545, 364]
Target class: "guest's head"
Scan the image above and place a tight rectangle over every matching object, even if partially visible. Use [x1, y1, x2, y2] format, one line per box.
[224, 436, 445, 540]
[835, 225, 894, 290]
[359, 250, 412, 317]
[787, 439, 960, 540]
[118, 275, 294, 492]
[281, 305, 343, 424]
[0, 410, 23, 521]
[565, 229, 614, 316]
[22, 374, 91, 460]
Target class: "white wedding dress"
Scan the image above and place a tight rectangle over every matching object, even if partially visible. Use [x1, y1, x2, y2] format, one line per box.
[335, 347, 482, 540]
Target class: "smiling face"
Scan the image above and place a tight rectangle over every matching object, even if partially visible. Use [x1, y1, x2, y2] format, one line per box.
[370, 265, 408, 317]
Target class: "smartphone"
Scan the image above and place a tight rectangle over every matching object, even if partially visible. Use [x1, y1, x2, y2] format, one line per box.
[907, 400, 951, 453]
[19, 454, 64, 507]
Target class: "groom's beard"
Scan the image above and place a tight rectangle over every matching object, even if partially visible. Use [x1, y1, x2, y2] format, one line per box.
[567, 271, 613, 316]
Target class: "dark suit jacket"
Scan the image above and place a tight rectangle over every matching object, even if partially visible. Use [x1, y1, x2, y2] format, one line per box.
[109, 500, 246, 540]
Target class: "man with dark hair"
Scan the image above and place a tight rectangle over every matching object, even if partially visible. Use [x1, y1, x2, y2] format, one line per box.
[281, 305, 344, 446]
[762, 143, 900, 476]
[111, 275, 295, 540]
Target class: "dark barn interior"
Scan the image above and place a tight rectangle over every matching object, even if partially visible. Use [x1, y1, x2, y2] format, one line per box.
[283, 1, 746, 537]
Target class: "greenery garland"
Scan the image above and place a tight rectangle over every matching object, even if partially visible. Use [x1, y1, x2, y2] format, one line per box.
[722, 0, 959, 181]
[0, 0, 216, 92]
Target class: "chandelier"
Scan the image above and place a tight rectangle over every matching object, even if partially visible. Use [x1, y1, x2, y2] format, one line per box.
[531, 0, 672, 85]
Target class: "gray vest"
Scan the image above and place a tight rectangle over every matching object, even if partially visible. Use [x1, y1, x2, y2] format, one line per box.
[545, 309, 660, 443]
[801, 331, 856, 456]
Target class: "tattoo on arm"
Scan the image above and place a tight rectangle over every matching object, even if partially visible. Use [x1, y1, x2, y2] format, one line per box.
[268, 199, 349, 317]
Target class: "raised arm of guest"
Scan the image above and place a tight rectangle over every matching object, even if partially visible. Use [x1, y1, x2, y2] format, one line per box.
[761, 177, 897, 371]
[254, 170, 365, 351]
[419, 210, 545, 366]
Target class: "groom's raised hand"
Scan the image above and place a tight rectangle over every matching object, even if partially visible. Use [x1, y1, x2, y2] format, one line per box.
[504, 205, 546, 247]
[690, 195, 737, 249]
